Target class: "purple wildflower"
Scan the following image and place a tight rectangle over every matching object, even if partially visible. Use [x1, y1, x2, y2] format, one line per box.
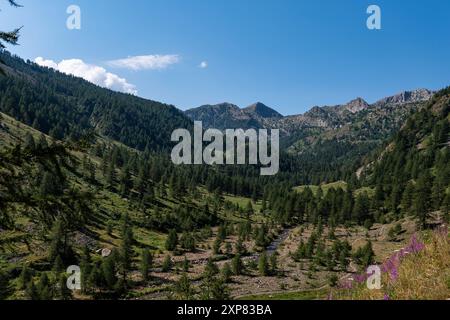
[408, 234, 425, 253]
[390, 266, 399, 281]
[354, 273, 367, 283]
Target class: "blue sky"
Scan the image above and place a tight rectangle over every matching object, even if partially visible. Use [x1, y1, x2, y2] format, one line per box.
[1, 0, 449, 115]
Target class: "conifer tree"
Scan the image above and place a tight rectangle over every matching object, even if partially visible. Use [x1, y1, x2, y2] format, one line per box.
[221, 263, 232, 283]
[80, 246, 91, 294]
[0, 0, 22, 75]
[57, 274, 72, 300]
[204, 258, 219, 278]
[37, 273, 51, 300]
[118, 213, 134, 280]
[19, 265, 32, 290]
[165, 229, 178, 252]
[53, 255, 64, 273]
[413, 172, 432, 229]
[161, 255, 173, 272]
[25, 281, 38, 300]
[102, 255, 118, 290]
[232, 254, 243, 276]
[258, 252, 269, 276]
[270, 253, 278, 275]
[140, 249, 153, 282]
[182, 256, 190, 273]
[174, 273, 194, 300]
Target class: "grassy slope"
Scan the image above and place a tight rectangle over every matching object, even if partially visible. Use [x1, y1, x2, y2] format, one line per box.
[294, 181, 375, 197]
[293, 181, 348, 194]
[334, 227, 450, 300]
[1, 112, 264, 298]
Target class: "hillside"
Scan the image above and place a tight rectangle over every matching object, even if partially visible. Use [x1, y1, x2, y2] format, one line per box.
[359, 87, 450, 227]
[332, 226, 449, 300]
[0, 51, 192, 152]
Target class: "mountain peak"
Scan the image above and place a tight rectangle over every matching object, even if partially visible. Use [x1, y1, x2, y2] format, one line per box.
[244, 102, 283, 119]
[344, 97, 370, 113]
[375, 89, 433, 106]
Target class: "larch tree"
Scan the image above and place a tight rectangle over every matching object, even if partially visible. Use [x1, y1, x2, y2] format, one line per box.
[0, 0, 22, 75]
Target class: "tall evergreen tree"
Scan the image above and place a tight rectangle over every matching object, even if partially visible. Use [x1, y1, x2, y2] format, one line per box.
[140, 249, 153, 282]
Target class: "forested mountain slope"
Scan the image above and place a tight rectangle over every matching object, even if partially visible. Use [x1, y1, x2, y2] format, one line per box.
[0, 51, 192, 152]
[360, 87, 450, 227]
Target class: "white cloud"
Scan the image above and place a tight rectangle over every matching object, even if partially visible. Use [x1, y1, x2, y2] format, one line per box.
[107, 54, 180, 71]
[35, 57, 137, 95]
[35, 57, 58, 69]
[199, 61, 208, 69]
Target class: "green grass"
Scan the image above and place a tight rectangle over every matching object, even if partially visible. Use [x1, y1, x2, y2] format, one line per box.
[354, 186, 375, 197]
[294, 181, 375, 198]
[224, 195, 262, 212]
[294, 181, 347, 195]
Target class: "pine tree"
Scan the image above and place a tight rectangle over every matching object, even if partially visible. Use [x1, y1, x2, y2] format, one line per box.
[200, 275, 230, 300]
[232, 254, 243, 276]
[212, 238, 222, 255]
[140, 249, 153, 282]
[352, 192, 370, 224]
[24, 133, 35, 150]
[119, 165, 132, 197]
[25, 281, 39, 300]
[37, 273, 51, 300]
[106, 163, 115, 187]
[48, 219, 67, 264]
[102, 254, 118, 290]
[53, 255, 64, 273]
[174, 273, 194, 300]
[39, 171, 59, 197]
[245, 201, 254, 218]
[119, 213, 134, 280]
[19, 265, 32, 290]
[0, 271, 11, 299]
[235, 238, 245, 255]
[413, 172, 432, 229]
[165, 229, 178, 252]
[80, 246, 91, 294]
[221, 263, 232, 283]
[401, 181, 415, 215]
[258, 252, 269, 276]
[270, 253, 278, 275]
[180, 232, 196, 252]
[57, 274, 72, 300]
[106, 220, 114, 235]
[354, 241, 375, 269]
[225, 242, 232, 256]
[204, 258, 219, 278]
[0, 0, 22, 75]
[182, 256, 190, 273]
[161, 255, 173, 272]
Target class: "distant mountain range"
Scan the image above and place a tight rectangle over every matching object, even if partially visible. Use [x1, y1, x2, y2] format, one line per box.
[185, 89, 433, 134]
[185, 89, 433, 183]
